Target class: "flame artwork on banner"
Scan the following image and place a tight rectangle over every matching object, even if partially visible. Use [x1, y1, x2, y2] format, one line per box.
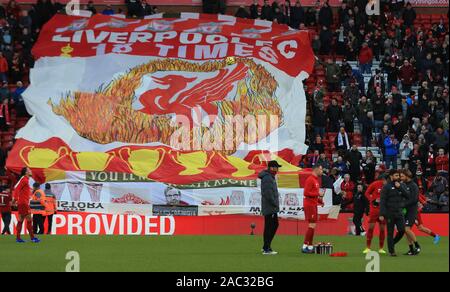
[6, 13, 334, 219]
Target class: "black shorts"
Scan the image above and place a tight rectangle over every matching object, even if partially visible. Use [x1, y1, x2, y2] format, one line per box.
[404, 207, 418, 227]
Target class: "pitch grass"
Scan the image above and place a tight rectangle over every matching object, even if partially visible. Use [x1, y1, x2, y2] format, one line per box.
[0, 235, 447, 272]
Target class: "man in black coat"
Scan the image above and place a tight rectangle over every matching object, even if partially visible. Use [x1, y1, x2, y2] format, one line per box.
[261, 0, 273, 21]
[259, 160, 282, 255]
[318, 1, 333, 28]
[402, 2, 416, 27]
[380, 169, 410, 256]
[346, 145, 363, 182]
[353, 183, 369, 236]
[400, 170, 421, 255]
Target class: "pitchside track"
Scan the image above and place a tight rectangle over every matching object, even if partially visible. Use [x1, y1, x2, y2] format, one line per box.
[0, 236, 448, 272]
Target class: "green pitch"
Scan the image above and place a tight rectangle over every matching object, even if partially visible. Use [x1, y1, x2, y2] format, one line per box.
[0, 235, 448, 272]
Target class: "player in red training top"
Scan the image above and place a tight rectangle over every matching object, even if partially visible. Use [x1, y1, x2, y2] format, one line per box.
[12, 167, 40, 243]
[415, 170, 440, 245]
[302, 165, 324, 254]
[363, 175, 387, 254]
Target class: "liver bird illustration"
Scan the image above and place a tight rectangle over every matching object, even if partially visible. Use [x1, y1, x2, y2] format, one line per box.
[137, 63, 249, 127]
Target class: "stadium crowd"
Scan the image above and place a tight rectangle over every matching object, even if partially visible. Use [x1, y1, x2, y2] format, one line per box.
[0, 0, 448, 218]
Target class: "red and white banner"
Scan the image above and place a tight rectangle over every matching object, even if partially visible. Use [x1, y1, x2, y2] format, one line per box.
[12, 0, 450, 7]
[6, 13, 321, 218]
[32, 14, 313, 76]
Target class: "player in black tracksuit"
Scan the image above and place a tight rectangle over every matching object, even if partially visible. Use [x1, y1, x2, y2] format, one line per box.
[379, 170, 410, 256]
[401, 170, 421, 255]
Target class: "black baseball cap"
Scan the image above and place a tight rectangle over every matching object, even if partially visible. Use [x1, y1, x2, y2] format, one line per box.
[268, 160, 282, 168]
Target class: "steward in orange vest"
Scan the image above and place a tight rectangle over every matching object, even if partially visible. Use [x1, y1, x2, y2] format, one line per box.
[44, 183, 57, 234]
[30, 183, 46, 235]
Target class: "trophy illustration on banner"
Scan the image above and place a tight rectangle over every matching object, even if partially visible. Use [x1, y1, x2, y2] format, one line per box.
[171, 151, 215, 176]
[67, 182, 84, 202]
[70, 152, 115, 171]
[119, 147, 166, 178]
[49, 183, 66, 200]
[218, 153, 255, 178]
[86, 183, 103, 202]
[20, 146, 69, 169]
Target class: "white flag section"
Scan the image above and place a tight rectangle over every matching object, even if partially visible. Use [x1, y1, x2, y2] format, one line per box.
[18, 54, 309, 154]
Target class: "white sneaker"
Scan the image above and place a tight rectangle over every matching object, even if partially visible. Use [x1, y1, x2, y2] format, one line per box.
[262, 250, 278, 255]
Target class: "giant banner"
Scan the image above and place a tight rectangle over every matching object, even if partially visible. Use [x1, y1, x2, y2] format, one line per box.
[12, 0, 450, 7]
[6, 14, 330, 219]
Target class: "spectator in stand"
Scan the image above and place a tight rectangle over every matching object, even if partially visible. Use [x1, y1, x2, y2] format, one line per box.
[84, 1, 96, 14]
[126, 0, 140, 17]
[358, 42, 373, 74]
[318, 0, 333, 29]
[304, 7, 316, 27]
[0, 52, 8, 83]
[290, 1, 304, 29]
[102, 5, 115, 16]
[309, 135, 325, 154]
[0, 97, 10, 131]
[342, 100, 356, 133]
[319, 26, 333, 55]
[273, 6, 287, 24]
[402, 2, 416, 28]
[235, 6, 250, 19]
[343, 78, 360, 107]
[373, 98, 386, 134]
[435, 148, 448, 178]
[399, 59, 415, 93]
[399, 134, 413, 169]
[334, 155, 348, 176]
[261, 0, 273, 21]
[327, 98, 342, 132]
[427, 174, 448, 209]
[361, 111, 374, 147]
[346, 144, 362, 182]
[385, 60, 399, 90]
[335, 127, 351, 155]
[249, 0, 259, 19]
[362, 150, 377, 184]
[368, 69, 386, 98]
[441, 112, 449, 133]
[0, 81, 10, 101]
[312, 103, 327, 138]
[317, 152, 331, 174]
[11, 81, 27, 117]
[137, 1, 154, 17]
[323, 58, 341, 92]
[340, 173, 355, 212]
[311, 34, 321, 55]
[309, 150, 320, 167]
[384, 133, 399, 170]
[434, 127, 448, 150]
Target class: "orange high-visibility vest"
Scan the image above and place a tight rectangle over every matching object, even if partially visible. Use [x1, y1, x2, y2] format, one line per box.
[44, 192, 57, 216]
[30, 189, 46, 216]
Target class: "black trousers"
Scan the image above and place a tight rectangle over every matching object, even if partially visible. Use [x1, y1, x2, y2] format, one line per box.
[46, 214, 54, 234]
[33, 214, 45, 235]
[263, 213, 279, 250]
[386, 214, 406, 254]
[353, 212, 365, 235]
[1, 212, 11, 234]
